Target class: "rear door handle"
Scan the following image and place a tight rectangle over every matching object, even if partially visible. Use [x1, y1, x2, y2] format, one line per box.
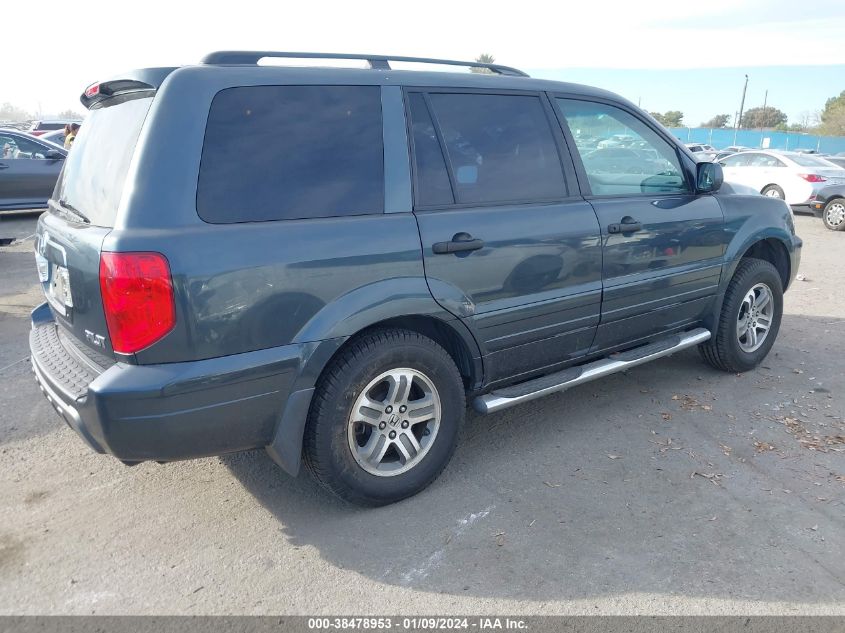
[432, 232, 485, 254]
[607, 218, 643, 234]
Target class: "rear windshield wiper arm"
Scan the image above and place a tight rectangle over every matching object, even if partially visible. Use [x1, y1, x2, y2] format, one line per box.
[57, 198, 90, 224]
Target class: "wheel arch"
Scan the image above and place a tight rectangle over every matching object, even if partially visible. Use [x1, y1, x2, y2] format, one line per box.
[739, 237, 791, 290]
[268, 307, 483, 477]
[704, 231, 794, 335]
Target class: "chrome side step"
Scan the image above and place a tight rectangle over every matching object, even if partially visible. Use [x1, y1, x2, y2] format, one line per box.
[473, 328, 711, 414]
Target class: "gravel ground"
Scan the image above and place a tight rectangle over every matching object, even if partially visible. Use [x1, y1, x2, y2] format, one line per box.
[0, 212, 842, 615]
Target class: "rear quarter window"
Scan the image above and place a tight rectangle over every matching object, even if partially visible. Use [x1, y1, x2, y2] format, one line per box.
[197, 85, 384, 223]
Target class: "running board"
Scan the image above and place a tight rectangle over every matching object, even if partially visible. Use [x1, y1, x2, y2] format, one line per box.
[473, 328, 711, 414]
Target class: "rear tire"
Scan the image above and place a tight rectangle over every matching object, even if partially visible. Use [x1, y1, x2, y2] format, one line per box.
[822, 197, 845, 231]
[761, 184, 785, 199]
[699, 258, 783, 373]
[303, 329, 465, 506]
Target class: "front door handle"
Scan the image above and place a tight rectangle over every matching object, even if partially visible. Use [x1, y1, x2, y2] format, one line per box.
[0, 163, 9, 170]
[432, 232, 485, 254]
[607, 217, 643, 234]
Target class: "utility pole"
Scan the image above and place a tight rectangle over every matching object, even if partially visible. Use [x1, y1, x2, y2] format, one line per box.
[733, 74, 749, 146]
[759, 89, 768, 147]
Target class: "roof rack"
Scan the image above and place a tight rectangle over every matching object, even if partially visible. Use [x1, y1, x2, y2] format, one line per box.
[200, 51, 529, 77]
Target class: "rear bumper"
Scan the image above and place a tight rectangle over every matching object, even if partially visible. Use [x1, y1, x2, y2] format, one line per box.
[29, 303, 319, 469]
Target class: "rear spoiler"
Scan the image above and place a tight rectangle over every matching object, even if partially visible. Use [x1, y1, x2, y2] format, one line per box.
[80, 67, 176, 109]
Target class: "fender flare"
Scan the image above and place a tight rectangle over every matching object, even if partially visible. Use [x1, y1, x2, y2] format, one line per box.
[266, 276, 483, 476]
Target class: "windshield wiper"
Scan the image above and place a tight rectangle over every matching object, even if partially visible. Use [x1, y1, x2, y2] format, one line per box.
[57, 198, 90, 224]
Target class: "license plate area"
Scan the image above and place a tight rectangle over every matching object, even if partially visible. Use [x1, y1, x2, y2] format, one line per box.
[46, 264, 73, 317]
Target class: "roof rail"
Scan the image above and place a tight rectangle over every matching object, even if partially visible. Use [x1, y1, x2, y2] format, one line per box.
[200, 51, 530, 77]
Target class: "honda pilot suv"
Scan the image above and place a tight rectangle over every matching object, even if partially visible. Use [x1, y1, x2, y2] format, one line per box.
[30, 52, 801, 505]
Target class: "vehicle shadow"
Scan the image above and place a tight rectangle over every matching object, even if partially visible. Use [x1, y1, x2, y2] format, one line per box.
[0, 239, 65, 446]
[223, 313, 845, 605]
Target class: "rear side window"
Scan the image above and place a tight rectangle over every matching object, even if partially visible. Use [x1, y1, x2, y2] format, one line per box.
[411, 92, 565, 206]
[198, 85, 384, 223]
[0, 133, 51, 159]
[721, 154, 750, 167]
[36, 122, 66, 131]
[747, 154, 784, 167]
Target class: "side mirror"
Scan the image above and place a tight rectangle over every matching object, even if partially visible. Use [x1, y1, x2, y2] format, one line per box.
[696, 161, 723, 193]
[45, 149, 65, 160]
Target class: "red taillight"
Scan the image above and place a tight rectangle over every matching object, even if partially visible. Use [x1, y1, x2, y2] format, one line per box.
[84, 83, 100, 98]
[798, 173, 827, 183]
[99, 252, 175, 354]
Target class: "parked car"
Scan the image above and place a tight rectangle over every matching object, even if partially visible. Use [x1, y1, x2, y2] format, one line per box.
[39, 128, 67, 147]
[809, 184, 845, 231]
[720, 149, 845, 211]
[581, 147, 673, 175]
[28, 120, 81, 137]
[597, 134, 636, 149]
[713, 147, 753, 161]
[685, 143, 715, 153]
[29, 52, 801, 506]
[0, 129, 66, 210]
[685, 143, 718, 162]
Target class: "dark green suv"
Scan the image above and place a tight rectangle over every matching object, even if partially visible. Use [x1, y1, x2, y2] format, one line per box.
[30, 52, 801, 505]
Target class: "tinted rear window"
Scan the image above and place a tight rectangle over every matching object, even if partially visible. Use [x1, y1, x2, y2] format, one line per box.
[425, 93, 565, 204]
[53, 95, 153, 227]
[197, 85, 384, 223]
[36, 122, 66, 131]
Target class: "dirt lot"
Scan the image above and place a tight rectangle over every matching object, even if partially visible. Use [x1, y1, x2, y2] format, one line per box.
[0, 212, 842, 615]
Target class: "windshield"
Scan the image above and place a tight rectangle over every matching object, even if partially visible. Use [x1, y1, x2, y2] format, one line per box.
[52, 95, 153, 227]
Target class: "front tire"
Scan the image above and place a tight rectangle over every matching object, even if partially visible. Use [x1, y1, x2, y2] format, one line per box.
[303, 329, 465, 506]
[822, 197, 845, 231]
[699, 258, 783, 373]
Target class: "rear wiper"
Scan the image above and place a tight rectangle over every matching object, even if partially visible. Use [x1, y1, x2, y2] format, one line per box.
[57, 198, 90, 224]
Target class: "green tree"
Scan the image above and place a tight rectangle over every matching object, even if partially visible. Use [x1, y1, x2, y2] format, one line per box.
[819, 90, 845, 136]
[0, 102, 32, 122]
[471, 53, 495, 74]
[57, 109, 84, 120]
[700, 114, 730, 128]
[740, 106, 787, 129]
[650, 110, 684, 127]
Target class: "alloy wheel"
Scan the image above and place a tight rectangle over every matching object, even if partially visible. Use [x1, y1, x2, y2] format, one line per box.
[736, 282, 775, 353]
[347, 368, 442, 477]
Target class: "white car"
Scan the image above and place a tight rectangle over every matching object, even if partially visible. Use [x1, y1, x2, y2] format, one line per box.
[720, 150, 845, 209]
[597, 134, 636, 149]
[685, 143, 716, 153]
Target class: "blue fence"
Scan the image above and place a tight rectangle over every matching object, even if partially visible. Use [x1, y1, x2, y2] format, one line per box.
[667, 127, 845, 154]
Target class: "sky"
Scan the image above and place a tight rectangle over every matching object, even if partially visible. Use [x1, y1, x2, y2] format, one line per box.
[2, 0, 844, 125]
